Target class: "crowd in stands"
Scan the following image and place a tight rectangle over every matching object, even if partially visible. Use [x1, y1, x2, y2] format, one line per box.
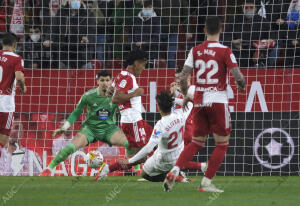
[0, 0, 299, 69]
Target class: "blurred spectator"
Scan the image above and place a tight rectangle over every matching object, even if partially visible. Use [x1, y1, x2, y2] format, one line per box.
[110, 0, 142, 61]
[186, 0, 218, 44]
[223, 0, 275, 68]
[130, 1, 160, 68]
[153, 0, 189, 68]
[277, 9, 300, 67]
[22, 26, 51, 68]
[43, 0, 96, 69]
[0, 120, 41, 176]
[87, 0, 115, 67]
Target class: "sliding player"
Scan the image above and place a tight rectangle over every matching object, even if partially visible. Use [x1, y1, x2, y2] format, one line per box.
[95, 91, 206, 182]
[0, 33, 26, 149]
[164, 16, 245, 192]
[39, 70, 132, 176]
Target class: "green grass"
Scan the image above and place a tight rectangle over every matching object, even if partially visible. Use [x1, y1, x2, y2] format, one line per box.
[0, 176, 299, 206]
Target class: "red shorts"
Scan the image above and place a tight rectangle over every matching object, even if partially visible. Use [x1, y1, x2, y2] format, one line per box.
[193, 103, 231, 137]
[121, 120, 153, 148]
[0, 112, 14, 136]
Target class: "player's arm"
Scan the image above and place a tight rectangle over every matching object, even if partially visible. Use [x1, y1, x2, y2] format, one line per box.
[180, 48, 194, 96]
[112, 88, 144, 104]
[53, 95, 87, 137]
[128, 128, 161, 164]
[15, 71, 26, 94]
[230, 67, 245, 91]
[225, 48, 245, 91]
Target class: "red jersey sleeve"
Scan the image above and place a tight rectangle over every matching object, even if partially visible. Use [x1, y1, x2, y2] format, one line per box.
[15, 57, 24, 72]
[115, 75, 133, 94]
[224, 47, 239, 71]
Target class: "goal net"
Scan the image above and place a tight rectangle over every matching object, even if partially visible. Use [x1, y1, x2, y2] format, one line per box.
[0, 0, 299, 176]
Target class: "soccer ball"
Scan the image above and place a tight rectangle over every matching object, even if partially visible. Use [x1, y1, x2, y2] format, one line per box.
[86, 151, 104, 169]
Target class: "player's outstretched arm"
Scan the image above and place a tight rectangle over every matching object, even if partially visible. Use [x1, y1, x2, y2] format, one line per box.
[128, 138, 158, 164]
[230, 67, 245, 91]
[112, 88, 144, 104]
[180, 65, 193, 96]
[15, 71, 26, 94]
[53, 95, 87, 138]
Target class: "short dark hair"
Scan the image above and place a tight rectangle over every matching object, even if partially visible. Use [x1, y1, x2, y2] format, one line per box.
[244, 0, 256, 5]
[175, 67, 183, 74]
[156, 90, 174, 114]
[96, 70, 111, 79]
[205, 16, 221, 35]
[2, 33, 18, 46]
[126, 49, 148, 66]
[143, 1, 152, 8]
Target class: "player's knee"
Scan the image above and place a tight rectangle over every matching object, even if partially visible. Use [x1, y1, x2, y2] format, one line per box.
[72, 133, 88, 148]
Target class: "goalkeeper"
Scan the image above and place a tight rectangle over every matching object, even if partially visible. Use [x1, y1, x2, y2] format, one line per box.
[39, 70, 133, 176]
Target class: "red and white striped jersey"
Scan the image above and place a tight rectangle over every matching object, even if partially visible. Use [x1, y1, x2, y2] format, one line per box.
[184, 41, 238, 105]
[114, 69, 143, 123]
[0, 50, 24, 112]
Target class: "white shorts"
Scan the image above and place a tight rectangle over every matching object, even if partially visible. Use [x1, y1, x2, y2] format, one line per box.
[143, 147, 183, 176]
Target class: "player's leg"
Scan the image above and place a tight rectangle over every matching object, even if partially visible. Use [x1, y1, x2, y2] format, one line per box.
[108, 128, 133, 155]
[0, 134, 9, 148]
[40, 131, 89, 176]
[164, 108, 209, 191]
[48, 132, 88, 169]
[198, 103, 231, 193]
[0, 112, 14, 147]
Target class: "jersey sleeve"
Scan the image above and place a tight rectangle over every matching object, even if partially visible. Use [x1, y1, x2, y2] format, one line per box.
[224, 48, 238, 70]
[114, 75, 133, 94]
[67, 94, 87, 125]
[128, 123, 163, 164]
[15, 57, 24, 72]
[184, 48, 194, 68]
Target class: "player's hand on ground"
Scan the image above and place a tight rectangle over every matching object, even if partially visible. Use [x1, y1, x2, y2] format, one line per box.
[133, 88, 144, 97]
[52, 128, 65, 138]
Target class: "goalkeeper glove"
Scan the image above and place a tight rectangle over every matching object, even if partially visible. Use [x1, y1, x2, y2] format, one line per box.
[52, 121, 71, 138]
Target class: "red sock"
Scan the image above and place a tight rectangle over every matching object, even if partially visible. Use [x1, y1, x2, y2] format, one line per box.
[176, 140, 205, 169]
[205, 141, 229, 179]
[183, 161, 202, 170]
[109, 160, 134, 172]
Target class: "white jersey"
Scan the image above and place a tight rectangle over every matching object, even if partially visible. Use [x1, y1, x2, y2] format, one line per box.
[114, 69, 143, 123]
[128, 102, 193, 164]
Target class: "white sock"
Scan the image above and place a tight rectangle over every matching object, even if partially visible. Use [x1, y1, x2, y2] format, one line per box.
[201, 177, 211, 186]
[171, 166, 180, 176]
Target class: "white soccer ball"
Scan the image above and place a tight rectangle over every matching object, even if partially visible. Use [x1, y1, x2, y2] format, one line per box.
[86, 151, 104, 169]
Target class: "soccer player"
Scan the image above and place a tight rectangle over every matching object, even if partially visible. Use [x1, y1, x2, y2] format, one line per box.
[39, 70, 132, 176]
[0, 33, 26, 149]
[95, 91, 206, 182]
[100, 49, 153, 174]
[164, 16, 245, 192]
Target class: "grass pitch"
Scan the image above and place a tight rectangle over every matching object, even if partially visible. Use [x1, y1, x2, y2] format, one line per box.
[0, 176, 299, 206]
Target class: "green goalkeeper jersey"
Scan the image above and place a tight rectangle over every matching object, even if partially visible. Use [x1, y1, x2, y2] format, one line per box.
[67, 87, 119, 130]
